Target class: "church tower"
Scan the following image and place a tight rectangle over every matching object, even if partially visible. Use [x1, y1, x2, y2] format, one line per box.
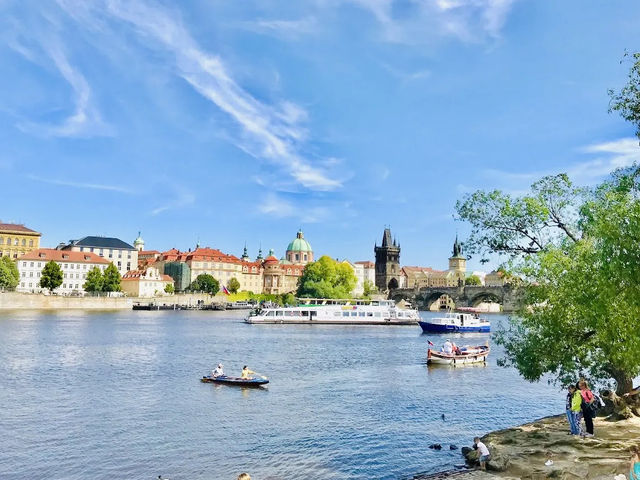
[448, 235, 466, 285]
[374, 227, 401, 291]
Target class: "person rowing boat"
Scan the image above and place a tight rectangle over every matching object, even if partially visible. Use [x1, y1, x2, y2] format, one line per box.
[241, 366, 255, 379]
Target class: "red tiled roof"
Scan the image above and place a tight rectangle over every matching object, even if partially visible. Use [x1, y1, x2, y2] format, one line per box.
[0, 223, 41, 235]
[264, 255, 279, 263]
[354, 261, 375, 267]
[18, 248, 109, 264]
[138, 250, 161, 256]
[161, 274, 173, 282]
[185, 247, 242, 264]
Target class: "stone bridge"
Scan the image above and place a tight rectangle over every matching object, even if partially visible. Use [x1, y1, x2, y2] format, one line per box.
[390, 285, 521, 312]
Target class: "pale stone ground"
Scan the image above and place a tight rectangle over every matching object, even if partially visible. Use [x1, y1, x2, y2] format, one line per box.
[416, 415, 640, 480]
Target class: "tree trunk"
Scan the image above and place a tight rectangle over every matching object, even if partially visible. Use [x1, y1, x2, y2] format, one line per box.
[601, 389, 640, 419]
[612, 370, 634, 395]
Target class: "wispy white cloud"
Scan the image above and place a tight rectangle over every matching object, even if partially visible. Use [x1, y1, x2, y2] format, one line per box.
[27, 174, 132, 193]
[326, 0, 517, 44]
[241, 17, 318, 37]
[257, 192, 332, 223]
[57, 0, 341, 191]
[11, 33, 112, 138]
[151, 192, 196, 216]
[258, 193, 296, 218]
[478, 137, 640, 192]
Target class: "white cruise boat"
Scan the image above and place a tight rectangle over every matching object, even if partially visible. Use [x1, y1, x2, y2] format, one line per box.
[245, 298, 420, 325]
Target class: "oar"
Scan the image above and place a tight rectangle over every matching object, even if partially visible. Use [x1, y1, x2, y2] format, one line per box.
[252, 371, 269, 380]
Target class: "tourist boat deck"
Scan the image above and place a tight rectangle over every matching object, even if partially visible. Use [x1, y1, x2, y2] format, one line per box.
[245, 298, 420, 325]
[419, 311, 490, 333]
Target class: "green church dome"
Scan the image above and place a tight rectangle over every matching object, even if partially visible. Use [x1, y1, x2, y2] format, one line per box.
[286, 230, 312, 253]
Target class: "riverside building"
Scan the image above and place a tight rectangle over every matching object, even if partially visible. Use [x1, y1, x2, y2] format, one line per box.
[59, 236, 138, 278]
[0, 223, 41, 259]
[16, 248, 110, 294]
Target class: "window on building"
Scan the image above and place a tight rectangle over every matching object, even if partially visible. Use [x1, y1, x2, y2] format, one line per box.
[0, 237, 3, 244]
[38, 262, 41, 268]
[21, 272, 25, 277]
[29, 272, 33, 277]
[127, 263, 130, 270]
[22, 262, 26, 267]
[21, 239, 26, 246]
[14, 238, 18, 245]
[29, 240, 34, 247]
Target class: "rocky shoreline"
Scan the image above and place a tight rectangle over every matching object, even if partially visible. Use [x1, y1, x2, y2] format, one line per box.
[413, 414, 640, 480]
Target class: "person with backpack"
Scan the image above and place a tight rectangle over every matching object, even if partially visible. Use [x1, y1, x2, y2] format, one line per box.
[578, 379, 596, 436]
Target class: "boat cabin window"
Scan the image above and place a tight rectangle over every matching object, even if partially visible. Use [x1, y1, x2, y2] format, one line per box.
[342, 312, 350, 317]
[285, 311, 295, 316]
[276, 310, 284, 317]
[266, 311, 275, 317]
[301, 311, 309, 317]
[333, 312, 341, 317]
[351, 312, 358, 317]
[358, 312, 366, 317]
[367, 312, 373, 317]
[374, 312, 382, 317]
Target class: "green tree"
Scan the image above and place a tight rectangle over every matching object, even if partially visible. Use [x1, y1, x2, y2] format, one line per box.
[362, 279, 377, 297]
[83, 266, 104, 293]
[39, 260, 63, 293]
[102, 263, 122, 292]
[296, 256, 358, 299]
[0, 256, 19, 290]
[465, 275, 482, 286]
[164, 283, 174, 294]
[227, 277, 240, 294]
[281, 292, 296, 305]
[189, 273, 219, 295]
[457, 167, 640, 401]
[609, 51, 640, 139]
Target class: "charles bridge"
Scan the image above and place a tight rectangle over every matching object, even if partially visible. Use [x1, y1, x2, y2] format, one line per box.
[389, 285, 521, 312]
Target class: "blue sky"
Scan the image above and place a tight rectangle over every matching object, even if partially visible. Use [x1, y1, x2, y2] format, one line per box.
[2, 0, 639, 271]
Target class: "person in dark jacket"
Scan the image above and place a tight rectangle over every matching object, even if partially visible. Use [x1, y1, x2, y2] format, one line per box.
[577, 379, 595, 436]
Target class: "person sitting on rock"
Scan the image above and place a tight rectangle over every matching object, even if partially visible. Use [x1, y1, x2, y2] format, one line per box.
[630, 446, 640, 480]
[474, 437, 491, 471]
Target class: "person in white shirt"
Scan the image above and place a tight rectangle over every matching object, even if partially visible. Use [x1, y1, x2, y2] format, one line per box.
[474, 437, 491, 471]
[442, 340, 453, 354]
[211, 363, 224, 378]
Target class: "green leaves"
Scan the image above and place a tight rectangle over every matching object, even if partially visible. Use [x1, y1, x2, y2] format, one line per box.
[0, 257, 19, 290]
[608, 51, 640, 140]
[227, 277, 240, 294]
[83, 266, 104, 293]
[296, 256, 358, 299]
[39, 260, 63, 292]
[189, 273, 219, 295]
[102, 263, 122, 292]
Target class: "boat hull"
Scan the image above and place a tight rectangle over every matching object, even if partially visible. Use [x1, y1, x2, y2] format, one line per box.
[427, 346, 490, 365]
[201, 376, 269, 386]
[245, 319, 417, 325]
[419, 321, 490, 333]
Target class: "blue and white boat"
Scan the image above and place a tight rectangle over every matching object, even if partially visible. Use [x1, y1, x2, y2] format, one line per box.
[419, 312, 490, 333]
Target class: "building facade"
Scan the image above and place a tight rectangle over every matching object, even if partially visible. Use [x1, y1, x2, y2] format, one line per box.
[60, 236, 138, 278]
[374, 228, 401, 291]
[121, 267, 174, 297]
[16, 248, 110, 294]
[0, 223, 41, 259]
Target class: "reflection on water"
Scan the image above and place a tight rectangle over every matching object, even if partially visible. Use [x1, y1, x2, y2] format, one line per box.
[0, 310, 562, 480]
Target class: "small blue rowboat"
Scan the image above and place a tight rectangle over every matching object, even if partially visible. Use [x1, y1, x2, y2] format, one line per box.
[201, 375, 269, 386]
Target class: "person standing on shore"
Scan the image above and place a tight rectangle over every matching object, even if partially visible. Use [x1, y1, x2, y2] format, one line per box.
[473, 437, 491, 471]
[569, 385, 583, 435]
[565, 386, 578, 434]
[578, 379, 595, 436]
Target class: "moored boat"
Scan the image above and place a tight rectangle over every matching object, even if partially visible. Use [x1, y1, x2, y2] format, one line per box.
[419, 311, 490, 333]
[427, 344, 490, 365]
[201, 375, 269, 386]
[245, 298, 420, 325]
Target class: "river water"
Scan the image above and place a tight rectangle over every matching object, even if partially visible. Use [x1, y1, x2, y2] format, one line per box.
[0, 310, 563, 480]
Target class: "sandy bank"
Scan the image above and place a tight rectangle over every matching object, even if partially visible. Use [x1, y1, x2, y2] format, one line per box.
[416, 415, 640, 480]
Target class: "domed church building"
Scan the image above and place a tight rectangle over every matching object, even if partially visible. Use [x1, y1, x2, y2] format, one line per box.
[285, 230, 313, 265]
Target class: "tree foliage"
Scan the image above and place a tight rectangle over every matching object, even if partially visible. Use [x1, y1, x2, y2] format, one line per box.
[362, 279, 377, 297]
[296, 256, 358, 299]
[164, 283, 174, 294]
[102, 263, 122, 292]
[0, 257, 19, 290]
[465, 275, 482, 286]
[609, 51, 640, 139]
[227, 277, 240, 294]
[83, 267, 104, 293]
[456, 173, 583, 260]
[40, 261, 63, 292]
[190, 273, 219, 295]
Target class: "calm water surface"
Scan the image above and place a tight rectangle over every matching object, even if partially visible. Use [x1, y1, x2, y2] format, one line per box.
[0, 310, 563, 480]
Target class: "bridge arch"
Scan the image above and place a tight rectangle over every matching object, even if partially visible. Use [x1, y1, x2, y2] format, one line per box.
[469, 291, 503, 308]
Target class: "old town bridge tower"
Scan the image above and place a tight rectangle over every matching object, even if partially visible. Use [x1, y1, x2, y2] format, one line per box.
[375, 227, 400, 291]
